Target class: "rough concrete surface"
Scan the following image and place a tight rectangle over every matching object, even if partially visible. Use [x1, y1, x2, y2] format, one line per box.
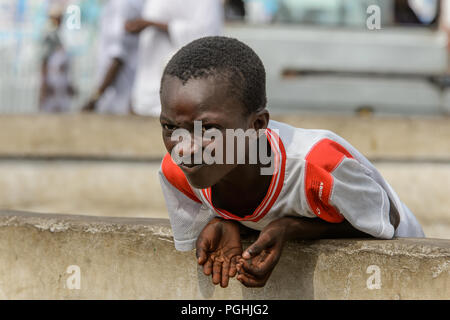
[0, 211, 448, 300]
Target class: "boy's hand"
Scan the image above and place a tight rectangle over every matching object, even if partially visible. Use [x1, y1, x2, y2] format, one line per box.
[196, 217, 242, 288]
[236, 218, 289, 288]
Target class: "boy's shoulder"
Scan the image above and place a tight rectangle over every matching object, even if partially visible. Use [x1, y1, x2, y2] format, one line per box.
[268, 120, 348, 160]
[159, 153, 202, 203]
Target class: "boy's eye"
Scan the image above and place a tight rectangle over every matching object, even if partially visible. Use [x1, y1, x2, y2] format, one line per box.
[162, 123, 177, 131]
[202, 125, 218, 133]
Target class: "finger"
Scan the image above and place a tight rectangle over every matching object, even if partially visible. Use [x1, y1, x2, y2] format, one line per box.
[242, 234, 274, 259]
[195, 237, 211, 264]
[229, 256, 239, 278]
[240, 250, 279, 278]
[203, 256, 213, 276]
[236, 258, 248, 274]
[212, 259, 222, 285]
[236, 272, 266, 288]
[221, 260, 230, 288]
[196, 247, 208, 265]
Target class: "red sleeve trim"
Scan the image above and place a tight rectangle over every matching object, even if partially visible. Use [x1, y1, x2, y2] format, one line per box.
[161, 153, 202, 203]
[304, 139, 354, 223]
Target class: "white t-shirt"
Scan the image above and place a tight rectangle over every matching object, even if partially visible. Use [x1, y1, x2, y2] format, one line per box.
[132, 0, 223, 116]
[96, 0, 144, 114]
[159, 120, 425, 251]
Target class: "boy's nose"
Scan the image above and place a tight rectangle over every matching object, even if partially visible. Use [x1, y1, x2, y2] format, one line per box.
[175, 135, 202, 161]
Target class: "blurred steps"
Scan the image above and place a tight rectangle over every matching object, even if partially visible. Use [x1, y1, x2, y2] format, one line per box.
[225, 25, 449, 114]
[1, 114, 450, 160]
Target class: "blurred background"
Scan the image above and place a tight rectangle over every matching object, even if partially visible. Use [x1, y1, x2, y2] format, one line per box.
[0, 0, 449, 239]
[1, 0, 450, 114]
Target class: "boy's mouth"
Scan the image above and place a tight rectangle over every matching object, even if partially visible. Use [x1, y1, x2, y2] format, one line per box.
[179, 162, 206, 173]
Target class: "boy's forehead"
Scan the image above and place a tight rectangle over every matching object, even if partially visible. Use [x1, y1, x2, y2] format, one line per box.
[162, 75, 228, 97]
[161, 75, 242, 119]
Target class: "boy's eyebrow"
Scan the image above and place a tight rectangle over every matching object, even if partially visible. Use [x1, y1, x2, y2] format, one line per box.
[159, 115, 173, 123]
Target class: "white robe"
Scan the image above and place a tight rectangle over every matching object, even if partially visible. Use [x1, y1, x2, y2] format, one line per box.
[132, 0, 224, 117]
[96, 0, 145, 115]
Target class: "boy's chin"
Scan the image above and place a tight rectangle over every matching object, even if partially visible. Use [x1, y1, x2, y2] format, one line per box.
[185, 170, 224, 190]
[185, 175, 217, 189]
[184, 163, 238, 189]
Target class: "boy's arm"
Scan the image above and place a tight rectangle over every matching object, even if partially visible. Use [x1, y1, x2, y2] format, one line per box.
[236, 138, 402, 287]
[279, 195, 399, 241]
[236, 215, 370, 288]
[303, 139, 397, 239]
[236, 196, 399, 288]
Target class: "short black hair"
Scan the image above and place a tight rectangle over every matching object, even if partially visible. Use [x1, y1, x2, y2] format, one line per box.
[161, 36, 267, 115]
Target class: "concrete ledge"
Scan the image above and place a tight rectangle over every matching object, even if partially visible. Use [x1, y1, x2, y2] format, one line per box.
[0, 211, 448, 300]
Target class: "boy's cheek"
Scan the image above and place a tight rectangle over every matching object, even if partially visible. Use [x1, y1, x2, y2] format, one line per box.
[163, 138, 182, 156]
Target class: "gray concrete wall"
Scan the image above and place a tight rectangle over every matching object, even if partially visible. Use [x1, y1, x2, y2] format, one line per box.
[0, 211, 448, 300]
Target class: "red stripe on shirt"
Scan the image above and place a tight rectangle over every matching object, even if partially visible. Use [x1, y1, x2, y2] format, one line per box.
[304, 139, 353, 223]
[161, 153, 201, 203]
[251, 129, 286, 222]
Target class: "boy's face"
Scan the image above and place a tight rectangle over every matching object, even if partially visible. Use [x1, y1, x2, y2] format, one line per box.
[160, 75, 259, 189]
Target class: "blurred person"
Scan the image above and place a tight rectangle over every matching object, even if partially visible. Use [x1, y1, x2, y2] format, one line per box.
[243, 0, 278, 24]
[39, 5, 76, 113]
[125, 0, 223, 117]
[395, 0, 439, 25]
[224, 0, 246, 21]
[408, 0, 440, 25]
[439, 0, 450, 51]
[82, 0, 145, 115]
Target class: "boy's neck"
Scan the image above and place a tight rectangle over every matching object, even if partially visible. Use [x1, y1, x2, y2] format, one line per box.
[210, 138, 274, 217]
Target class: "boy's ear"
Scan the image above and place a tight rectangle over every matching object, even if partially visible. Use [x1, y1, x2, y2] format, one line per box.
[251, 109, 270, 131]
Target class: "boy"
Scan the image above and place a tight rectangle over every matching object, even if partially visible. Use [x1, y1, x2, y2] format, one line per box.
[158, 36, 425, 288]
